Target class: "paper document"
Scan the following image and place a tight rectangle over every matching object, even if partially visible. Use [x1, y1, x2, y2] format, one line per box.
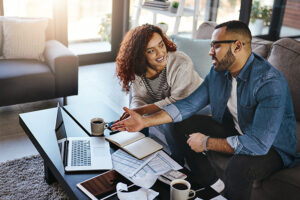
[112, 149, 182, 179]
[117, 182, 159, 200]
[195, 195, 227, 200]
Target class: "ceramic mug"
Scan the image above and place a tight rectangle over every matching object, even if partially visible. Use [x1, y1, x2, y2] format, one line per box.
[90, 118, 108, 136]
[170, 179, 196, 200]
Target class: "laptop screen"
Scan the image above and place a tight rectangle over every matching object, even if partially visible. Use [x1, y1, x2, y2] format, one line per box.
[55, 104, 67, 141]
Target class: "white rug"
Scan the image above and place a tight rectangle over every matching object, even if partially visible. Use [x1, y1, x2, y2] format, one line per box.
[0, 155, 68, 200]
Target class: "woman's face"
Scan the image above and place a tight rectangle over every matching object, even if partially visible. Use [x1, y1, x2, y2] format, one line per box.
[145, 32, 167, 70]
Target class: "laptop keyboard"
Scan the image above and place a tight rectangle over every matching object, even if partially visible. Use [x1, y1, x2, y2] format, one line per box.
[71, 140, 91, 166]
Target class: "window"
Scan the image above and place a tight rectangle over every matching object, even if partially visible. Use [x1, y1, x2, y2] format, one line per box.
[3, 0, 52, 17]
[68, 0, 112, 55]
[129, 0, 241, 36]
[249, 0, 273, 36]
[280, 0, 300, 38]
[215, 0, 241, 24]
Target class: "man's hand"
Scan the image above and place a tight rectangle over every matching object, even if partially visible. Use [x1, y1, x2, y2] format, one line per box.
[187, 133, 207, 153]
[111, 107, 145, 132]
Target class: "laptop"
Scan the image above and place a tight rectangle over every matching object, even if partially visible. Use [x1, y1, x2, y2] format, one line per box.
[55, 104, 112, 172]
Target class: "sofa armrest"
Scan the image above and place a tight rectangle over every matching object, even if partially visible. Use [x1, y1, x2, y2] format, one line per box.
[44, 40, 78, 97]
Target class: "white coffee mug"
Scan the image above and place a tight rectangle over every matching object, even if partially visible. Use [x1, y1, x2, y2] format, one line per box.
[90, 118, 108, 136]
[170, 179, 196, 200]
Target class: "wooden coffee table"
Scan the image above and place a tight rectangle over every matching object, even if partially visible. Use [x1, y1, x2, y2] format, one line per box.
[19, 101, 219, 200]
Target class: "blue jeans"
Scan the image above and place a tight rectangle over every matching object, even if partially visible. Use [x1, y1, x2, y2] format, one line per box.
[174, 115, 283, 200]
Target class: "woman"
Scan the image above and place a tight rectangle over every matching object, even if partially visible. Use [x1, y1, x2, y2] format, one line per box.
[115, 24, 203, 163]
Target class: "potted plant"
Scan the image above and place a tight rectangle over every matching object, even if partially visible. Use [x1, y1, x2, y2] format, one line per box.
[250, 1, 272, 35]
[156, 22, 168, 33]
[170, 1, 179, 13]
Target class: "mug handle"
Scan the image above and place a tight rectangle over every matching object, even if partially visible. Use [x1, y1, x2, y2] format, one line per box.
[104, 123, 109, 129]
[188, 189, 196, 199]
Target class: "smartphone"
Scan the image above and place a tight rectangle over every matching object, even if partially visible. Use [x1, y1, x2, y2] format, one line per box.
[159, 170, 187, 184]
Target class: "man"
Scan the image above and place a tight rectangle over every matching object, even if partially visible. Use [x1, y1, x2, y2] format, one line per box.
[112, 21, 298, 200]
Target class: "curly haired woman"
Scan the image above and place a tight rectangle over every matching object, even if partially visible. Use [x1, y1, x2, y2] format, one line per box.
[115, 24, 203, 163]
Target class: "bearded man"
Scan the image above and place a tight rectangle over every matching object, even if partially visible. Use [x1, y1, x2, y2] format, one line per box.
[112, 20, 298, 200]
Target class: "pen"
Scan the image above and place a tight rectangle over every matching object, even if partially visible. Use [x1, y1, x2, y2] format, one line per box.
[129, 152, 158, 178]
[195, 187, 205, 193]
[110, 130, 120, 135]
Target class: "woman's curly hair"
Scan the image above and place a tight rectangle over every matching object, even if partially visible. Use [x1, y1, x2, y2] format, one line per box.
[116, 24, 177, 92]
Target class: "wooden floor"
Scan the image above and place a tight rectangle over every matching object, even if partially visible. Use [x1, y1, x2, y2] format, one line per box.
[0, 62, 129, 163]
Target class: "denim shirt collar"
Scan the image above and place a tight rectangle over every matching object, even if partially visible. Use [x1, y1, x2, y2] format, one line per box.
[225, 53, 255, 81]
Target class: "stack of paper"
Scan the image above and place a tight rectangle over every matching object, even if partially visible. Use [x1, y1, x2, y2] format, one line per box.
[112, 149, 182, 181]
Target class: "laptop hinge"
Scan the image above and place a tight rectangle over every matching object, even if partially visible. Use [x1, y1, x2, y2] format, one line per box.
[63, 140, 69, 167]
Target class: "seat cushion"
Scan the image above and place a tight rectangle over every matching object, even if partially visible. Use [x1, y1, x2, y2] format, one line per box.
[0, 59, 55, 106]
[252, 163, 300, 200]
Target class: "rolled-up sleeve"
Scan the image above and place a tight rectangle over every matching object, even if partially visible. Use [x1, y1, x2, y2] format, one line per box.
[163, 75, 210, 122]
[163, 104, 182, 122]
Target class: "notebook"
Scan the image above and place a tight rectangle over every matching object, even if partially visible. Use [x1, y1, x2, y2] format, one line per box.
[105, 131, 163, 159]
[55, 103, 112, 172]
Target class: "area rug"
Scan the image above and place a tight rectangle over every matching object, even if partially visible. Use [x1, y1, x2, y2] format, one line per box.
[0, 155, 68, 200]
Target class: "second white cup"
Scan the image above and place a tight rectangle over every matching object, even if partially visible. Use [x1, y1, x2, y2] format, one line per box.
[170, 179, 196, 200]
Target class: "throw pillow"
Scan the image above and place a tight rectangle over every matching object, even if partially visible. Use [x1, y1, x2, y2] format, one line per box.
[171, 35, 212, 78]
[2, 18, 48, 61]
[196, 21, 217, 39]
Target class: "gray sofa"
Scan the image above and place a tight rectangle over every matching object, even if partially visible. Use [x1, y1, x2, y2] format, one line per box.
[0, 18, 78, 107]
[182, 21, 300, 200]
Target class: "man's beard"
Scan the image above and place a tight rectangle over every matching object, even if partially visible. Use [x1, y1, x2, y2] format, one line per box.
[213, 48, 236, 72]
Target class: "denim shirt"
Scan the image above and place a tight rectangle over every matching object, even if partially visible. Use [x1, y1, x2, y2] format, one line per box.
[164, 53, 298, 167]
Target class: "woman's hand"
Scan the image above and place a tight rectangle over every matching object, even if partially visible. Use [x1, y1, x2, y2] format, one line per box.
[111, 107, 145, 132]
[114, 111, 130, 123]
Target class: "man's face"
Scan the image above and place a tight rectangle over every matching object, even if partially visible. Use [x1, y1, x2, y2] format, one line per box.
[209, 27, 236, 72]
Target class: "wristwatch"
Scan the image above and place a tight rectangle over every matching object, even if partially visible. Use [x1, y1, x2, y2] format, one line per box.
[203, 136, 210, 152]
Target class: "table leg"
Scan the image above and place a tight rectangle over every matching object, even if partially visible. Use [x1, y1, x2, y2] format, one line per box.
[44, 162, 57, 184]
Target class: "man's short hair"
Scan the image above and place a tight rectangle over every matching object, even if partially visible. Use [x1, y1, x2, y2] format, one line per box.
[215, 20, 252, 42]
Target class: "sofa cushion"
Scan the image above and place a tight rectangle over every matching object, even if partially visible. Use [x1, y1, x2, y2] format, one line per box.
[0, 60, 55, 106]
[254, 163, 300, 200]
[2, 18, 48, 61]
[270, 162, 300, 189]
[267, 38, 300, 122]
[251, 37, 273, 59]
[171, 35, 212, 78]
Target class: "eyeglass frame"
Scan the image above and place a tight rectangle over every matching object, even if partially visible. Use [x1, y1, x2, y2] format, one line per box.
[210, 40, 236, 49]
[210, 40, 246, 51]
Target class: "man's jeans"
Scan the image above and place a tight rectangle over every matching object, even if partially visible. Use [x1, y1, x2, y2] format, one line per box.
[174, 115, 283, 200]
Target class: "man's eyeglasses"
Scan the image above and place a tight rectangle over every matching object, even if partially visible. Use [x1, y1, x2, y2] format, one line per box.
[210, 40, 237, 50]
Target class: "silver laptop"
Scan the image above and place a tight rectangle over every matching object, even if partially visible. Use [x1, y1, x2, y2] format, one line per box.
[55, 104, 112, 172]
